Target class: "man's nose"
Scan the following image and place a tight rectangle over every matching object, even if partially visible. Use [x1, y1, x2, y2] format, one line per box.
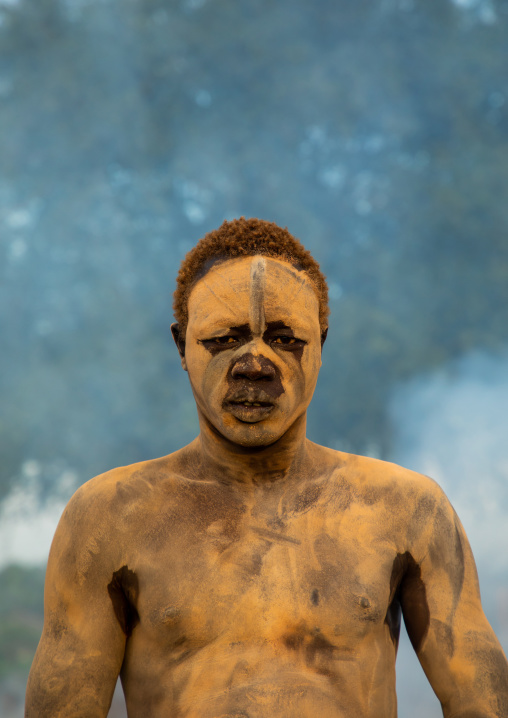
[230, 352, 276, 381]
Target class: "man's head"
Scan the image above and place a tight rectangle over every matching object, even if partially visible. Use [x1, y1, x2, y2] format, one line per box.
[172, 218, 329, 447]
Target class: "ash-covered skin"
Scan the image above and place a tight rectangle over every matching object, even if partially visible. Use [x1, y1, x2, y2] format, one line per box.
[179, 256, 323, 448]
[26, 255, 508, 718]
[249, 255, 266, 334]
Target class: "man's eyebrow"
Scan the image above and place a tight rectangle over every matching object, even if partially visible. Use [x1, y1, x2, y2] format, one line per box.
[201, 324, 251, 339]
[263, 321, 295, 336]
[228, 324, 251, 338]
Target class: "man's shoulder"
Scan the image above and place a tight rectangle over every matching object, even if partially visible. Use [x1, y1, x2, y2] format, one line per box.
[350, 452, 442, 495]
[316, 443, 447, 509]
[317, 447, 456, 556]
[48, 451, 198, 581]
[64, 451, 191, 524]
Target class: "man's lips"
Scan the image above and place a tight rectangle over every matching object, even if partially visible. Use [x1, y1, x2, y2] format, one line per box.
[228, 399, 273, 407]
[223, 399, 275, 423]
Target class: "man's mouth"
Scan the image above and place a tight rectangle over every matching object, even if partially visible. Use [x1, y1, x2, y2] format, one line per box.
[229, 400, 272, 407]
[224, 399, 275, 423]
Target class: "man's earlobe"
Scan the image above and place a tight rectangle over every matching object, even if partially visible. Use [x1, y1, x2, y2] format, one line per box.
[171, 323, 188, 371]
[321, 327, 328, 348]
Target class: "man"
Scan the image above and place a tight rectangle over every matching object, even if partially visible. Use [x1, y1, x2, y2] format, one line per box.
[26, 218, 508, 717]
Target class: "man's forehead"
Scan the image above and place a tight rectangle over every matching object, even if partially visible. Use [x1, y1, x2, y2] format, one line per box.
[196, 255, 313, 293]
[187, 255, 319, 331]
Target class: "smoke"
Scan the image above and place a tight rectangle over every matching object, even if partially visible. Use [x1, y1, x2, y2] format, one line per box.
[389, 347, 508, 716]
[448, 0, 497, 26]
[0, 459, 78, 570]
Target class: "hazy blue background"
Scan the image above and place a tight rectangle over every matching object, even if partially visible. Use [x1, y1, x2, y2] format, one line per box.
[1, 0, 508, 715]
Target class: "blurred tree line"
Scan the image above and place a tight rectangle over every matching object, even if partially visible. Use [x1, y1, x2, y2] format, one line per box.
[1, 0, 508, 707]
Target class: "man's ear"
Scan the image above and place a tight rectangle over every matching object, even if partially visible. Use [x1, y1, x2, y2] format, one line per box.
[171, 323, 188, 371]
[320, 327, 328, 349]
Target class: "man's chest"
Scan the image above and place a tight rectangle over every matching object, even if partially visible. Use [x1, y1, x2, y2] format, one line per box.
[125, 483, 404, 654]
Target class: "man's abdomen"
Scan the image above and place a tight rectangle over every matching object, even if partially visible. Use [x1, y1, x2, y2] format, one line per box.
[121, 638, 398, 718]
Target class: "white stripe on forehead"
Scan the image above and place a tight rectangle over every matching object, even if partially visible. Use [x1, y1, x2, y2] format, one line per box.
[249, 256, 266, 334]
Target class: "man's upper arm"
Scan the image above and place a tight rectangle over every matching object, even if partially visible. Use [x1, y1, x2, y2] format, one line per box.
[25, 478, 127, 718]
[402, 485, 508, 717]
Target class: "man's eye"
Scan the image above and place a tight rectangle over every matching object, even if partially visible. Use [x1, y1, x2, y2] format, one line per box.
[200, 336, 241, 353]
[273, 336, 297, 345]
[214, 336, 237, 344]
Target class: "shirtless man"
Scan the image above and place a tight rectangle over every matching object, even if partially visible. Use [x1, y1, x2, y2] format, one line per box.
[26, 218, 508, 717]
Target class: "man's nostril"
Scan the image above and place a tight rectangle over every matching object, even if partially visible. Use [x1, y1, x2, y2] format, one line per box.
[231, 352, 276, 380]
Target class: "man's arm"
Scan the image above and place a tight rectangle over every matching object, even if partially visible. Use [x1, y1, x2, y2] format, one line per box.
[25, 479, 127, 717]
[402, 486, 508, 717]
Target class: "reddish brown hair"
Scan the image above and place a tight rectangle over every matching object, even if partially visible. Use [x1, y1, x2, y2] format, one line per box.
[173, 217, 329, 333]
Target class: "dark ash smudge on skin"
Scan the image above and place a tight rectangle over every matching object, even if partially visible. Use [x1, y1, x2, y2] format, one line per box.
[225, 352, 284, 400]
[387, 552, 430, 653]
[107, 565, 140, 637]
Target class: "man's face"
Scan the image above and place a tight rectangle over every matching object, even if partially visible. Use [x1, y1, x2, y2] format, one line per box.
[182, 255, 323, 447]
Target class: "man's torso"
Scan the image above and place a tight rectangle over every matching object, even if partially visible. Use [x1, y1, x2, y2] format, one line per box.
[94, 445, 434, 718]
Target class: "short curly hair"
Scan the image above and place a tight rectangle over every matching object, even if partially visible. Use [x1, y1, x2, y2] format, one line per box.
[173, 217, 329, 334]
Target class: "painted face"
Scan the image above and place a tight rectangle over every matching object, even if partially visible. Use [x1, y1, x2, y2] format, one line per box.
[183, 255, 323, 447]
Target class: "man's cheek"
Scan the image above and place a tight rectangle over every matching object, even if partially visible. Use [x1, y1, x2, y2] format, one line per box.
[200, 354, 229, 394]
[278, 367, 303, 408]
[301, 346, 321, 382]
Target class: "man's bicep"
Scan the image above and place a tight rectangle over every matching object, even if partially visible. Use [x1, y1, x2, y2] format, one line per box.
[26, 485, 127, 717]
[402, 492, 508, 717]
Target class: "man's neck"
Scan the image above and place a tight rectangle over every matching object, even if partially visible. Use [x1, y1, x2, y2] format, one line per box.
[194, 413, 310, 489]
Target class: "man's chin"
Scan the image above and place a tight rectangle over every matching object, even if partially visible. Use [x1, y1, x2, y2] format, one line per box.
[218, 418, 284, 449]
